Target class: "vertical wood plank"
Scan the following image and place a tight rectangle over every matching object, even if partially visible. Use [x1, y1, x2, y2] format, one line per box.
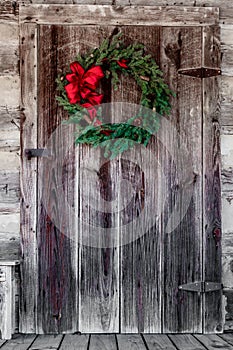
[19, 23, 38, 333]
[0, 266, 12, 339]
[117, 27, 162, 333]
[36, 25, 79, 334]
[78, 26, 120, 333]
[202, 25, 222, 333]
[161, 27, 203, 332]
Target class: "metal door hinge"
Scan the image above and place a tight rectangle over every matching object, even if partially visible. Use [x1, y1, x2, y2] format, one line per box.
[25, 148, 52, 160]
[179, 281, 222, 293]
[178, 67, 221, 78]
[0, 271, 6, 282]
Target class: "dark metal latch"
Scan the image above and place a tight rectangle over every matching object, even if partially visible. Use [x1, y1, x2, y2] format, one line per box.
[179, 281, 222, 293]
[25, 149, 52, 160]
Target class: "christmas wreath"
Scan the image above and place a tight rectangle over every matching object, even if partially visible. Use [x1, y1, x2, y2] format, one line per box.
[56, 32, 174, 158]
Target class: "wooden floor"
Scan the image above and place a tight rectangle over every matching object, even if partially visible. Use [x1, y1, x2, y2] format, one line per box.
[1, 333, 233, 349]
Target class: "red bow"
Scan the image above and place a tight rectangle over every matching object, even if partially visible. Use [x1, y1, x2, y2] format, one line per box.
[65, 62, 104, 105]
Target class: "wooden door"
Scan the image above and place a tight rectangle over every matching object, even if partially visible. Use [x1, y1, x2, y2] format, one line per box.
[20, 5, 222, 334]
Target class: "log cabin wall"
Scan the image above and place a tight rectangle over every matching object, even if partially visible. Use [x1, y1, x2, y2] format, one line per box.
[0, 0, 233, 332]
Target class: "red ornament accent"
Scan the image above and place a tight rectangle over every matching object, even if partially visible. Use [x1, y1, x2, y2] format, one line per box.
[65, 62, 104, 105]
[117, 59, 128, 69]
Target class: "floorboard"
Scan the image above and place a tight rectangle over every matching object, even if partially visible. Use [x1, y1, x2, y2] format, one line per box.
[219, 333, 233, 346]
[143, 334, 177, 349]
[194, 334, 233, 349]
[117, 335, 147, 350]
[59, 334, 89, 350]
[29, 335, 63, 349]
[1, 334, 233, 350]
[89, 335, 117, 350]
[0, 340, 6, 347]
[0, 334, 36, 350]
[168, 334, 206, 350]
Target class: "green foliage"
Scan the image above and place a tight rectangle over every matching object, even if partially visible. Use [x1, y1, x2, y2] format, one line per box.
[56, 32, 174, 159]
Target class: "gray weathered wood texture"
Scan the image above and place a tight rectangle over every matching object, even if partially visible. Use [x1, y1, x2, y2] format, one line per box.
[1, 0, 233, 334]
[143, 334, 177, 350]
[0, 266, 12, 339]
[19, 23, 38, 333]
[18, 5, 222, 334]
[169, 334, 206, 350]
[2, 333, 233, 349]
[59, 334, 89, 350]
[195, 334, 233, 349]
[0, 334, 36, 350]
[117, 27, 161, 333]
[202, 25, 222, 333]
[29, 334, 63, 349]
[89, 334, 117, 349]
[161, 26, 203, 333]
[19, 5, 219, 26]
[117, 334, 147, 349]
[36, 24, 78, 334]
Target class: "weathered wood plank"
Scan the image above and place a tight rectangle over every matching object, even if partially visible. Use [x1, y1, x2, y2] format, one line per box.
[221, 77, 233, 126]
[169, 334, 206, 349]
[222, 234, 233, 255]
[117, 335, 147, 350]
[0, 45, 18, 75]
[19, 5, 219, 26]
[29, 0, 95, 3]
[223, 289, 233, 331]
[0, 1, 18, 23]
[161, 26, 203, 333]
[75, 27, 119, 333]
[222, 134, 233, 171]
[59, 334, 89, 350]
[197, 0, 233, 7]
[0, 130, 20, 152]
[219, 333, 233, 346]
[222, 254, 233, 289]
[0, 107, 20, 132]
[0, 213, 20, 234]
[195, 334, 233, 349]
[19, 23, 38, 333]
[0, 23, 19, 74]
[89, 335, 117, 350]
[0, 76, 19, 108]
[202, 25, 222, 333]
[0, 152, 19, 172]
[0, 266, 12, 339]
[29, 335, 63, 349]
[129, 0, 195, 5]
[0, 171, 20, 212]
[0, 334, 36, 350]
[117, 27, 161, 333]
[219, 9, 233, 25]
[0, 236, 20, 263]
[36, 24, 78, 333]
[222, 193, 233, 235]
[143, 334, 177, 350]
